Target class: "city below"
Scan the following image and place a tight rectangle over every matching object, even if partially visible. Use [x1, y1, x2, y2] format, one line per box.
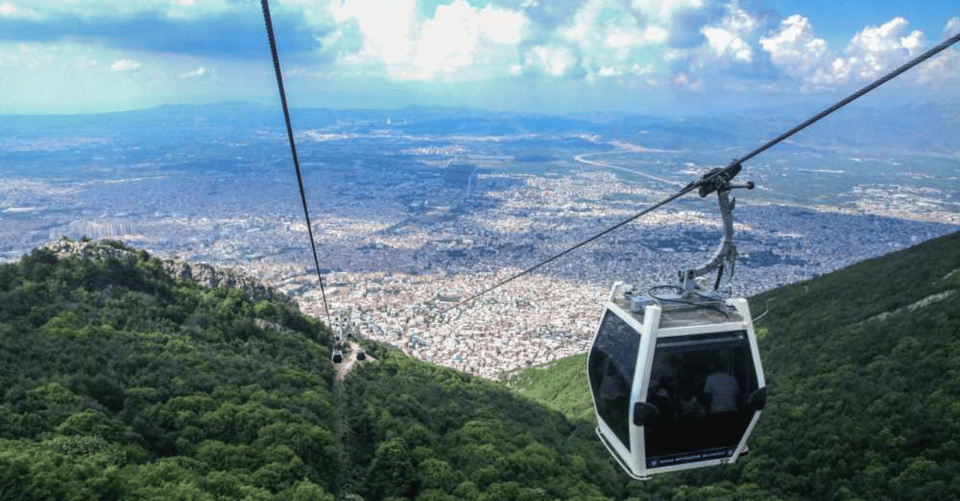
[2, 104, 958, 379]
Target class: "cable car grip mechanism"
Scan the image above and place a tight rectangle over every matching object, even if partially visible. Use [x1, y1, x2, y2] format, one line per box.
[679, 162, 754, 296]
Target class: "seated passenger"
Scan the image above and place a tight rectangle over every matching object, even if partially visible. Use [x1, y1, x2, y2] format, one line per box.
[677, 384, 705, 419]
[647, 375, 676, 420]
[703, 362, 739, 413]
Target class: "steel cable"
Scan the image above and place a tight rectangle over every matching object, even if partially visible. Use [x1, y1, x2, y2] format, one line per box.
[261, 0, 333, 332]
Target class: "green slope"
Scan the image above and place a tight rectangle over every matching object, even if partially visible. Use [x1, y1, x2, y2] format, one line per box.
[0, 240, 640, 500]
[501, 354, 592, 423]
[3, 232, 958, 501]
[0, 240, 340, 500]
[506, 229, 960, 501]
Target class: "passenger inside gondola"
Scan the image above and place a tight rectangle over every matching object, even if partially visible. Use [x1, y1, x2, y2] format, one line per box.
[703, 360, 740, 414]
[676, 383, 705, 419]
[647, 354, 680, 421]
[643, 336, 758, 466]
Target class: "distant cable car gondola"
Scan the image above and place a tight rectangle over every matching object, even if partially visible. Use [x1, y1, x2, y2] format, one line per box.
[356, 349, 366, 361]
[587, 174, 766, 479]
[332, 349, 343, 364]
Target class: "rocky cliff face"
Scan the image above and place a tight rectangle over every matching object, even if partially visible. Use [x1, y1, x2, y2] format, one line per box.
[45, 238, 295, 306]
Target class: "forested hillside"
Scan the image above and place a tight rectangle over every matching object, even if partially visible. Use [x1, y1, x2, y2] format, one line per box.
[501, 354, 592, 423]
[505, 229, 960, 501]
[2, 233, 957, 500]
[0, 240, 339, 500]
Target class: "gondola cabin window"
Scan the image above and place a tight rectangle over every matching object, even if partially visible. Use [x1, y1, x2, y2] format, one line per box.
[587, 310, 641, 449]
[643, 330, 761, 469]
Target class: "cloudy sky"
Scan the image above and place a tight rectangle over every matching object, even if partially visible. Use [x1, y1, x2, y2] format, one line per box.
[1, 0, 957, 114]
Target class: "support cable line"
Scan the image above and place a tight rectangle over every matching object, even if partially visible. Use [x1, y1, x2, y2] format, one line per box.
[439, 29, 960, 317]
[438, 187, 694, 316]
[261, 0, 333, 331]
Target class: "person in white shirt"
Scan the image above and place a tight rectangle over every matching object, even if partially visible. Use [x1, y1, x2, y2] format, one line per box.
[703, 361, 739, 413]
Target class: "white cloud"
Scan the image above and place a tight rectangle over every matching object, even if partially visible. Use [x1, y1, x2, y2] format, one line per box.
[604, 25, 668, 49]
[760, 15, 830, 81]
[917, 47, 960, 86]
[673, 71, 703, 91]
[702, 25, 752, 62]
[661, 0, 759, 85]
[180, 66, 208, 78]
[597, 66, 618, 76]
[338, 0, 418, 71]
[944, 17, 960, 37]
[110, 59, 140, 72]
[0, 1, 42, 19]
[414, 1, 480, 78]
[549, 0, 673, 80]
[700, 1, 759, 63]
[827, 17, 926, 84]
[413, 1, 527, 79]
[761, 15, 945, 91]
[477, 4, 527, 44]
[630, 0, 704, 25]
[917, 17, 960, 89]
[523, 44, 577, 77]
[336, 0, 528, 81]
[722, 1, 757, 33]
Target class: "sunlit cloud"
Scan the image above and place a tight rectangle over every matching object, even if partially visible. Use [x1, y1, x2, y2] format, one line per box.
[917, 17, 960, 88]
[180, 66, 208, 78]
[760, 15, 831, 87]
[0, 1, 43, 20]
[702, 25, 752, 62]
[946, 17, 960, 37]
[0, 0, 957, 113]
[522, 44, 579, 77]
[804, 17, 925, 87]
[109, 58, 140, 72]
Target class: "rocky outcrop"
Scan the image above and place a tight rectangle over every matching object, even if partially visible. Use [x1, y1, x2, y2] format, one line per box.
[45, 238, 294, 306]
[162, 259, 294, 305]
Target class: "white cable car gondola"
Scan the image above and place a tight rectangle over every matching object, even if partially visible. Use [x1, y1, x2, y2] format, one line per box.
[587, 173, 767, 479]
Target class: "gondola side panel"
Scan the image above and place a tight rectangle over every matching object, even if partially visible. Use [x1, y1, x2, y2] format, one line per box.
[587, 305, 643, 476]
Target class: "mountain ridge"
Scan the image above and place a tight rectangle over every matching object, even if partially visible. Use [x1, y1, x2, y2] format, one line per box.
[3, 100, 958, 156]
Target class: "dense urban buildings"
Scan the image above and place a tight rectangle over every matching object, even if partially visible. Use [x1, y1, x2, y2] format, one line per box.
[2, 106, 957, 378]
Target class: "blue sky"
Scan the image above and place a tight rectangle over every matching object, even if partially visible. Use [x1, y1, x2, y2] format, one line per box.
[0, 0, 957, 115]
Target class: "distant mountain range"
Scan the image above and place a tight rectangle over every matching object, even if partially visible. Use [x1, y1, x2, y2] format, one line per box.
[4, 100, 958, 157]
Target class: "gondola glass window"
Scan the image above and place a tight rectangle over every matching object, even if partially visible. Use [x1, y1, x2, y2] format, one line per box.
[643, 330, 760, 469]
[587, 310, 641, 448]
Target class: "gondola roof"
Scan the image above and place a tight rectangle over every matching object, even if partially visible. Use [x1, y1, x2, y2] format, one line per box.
[611, 294, 744, 329]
